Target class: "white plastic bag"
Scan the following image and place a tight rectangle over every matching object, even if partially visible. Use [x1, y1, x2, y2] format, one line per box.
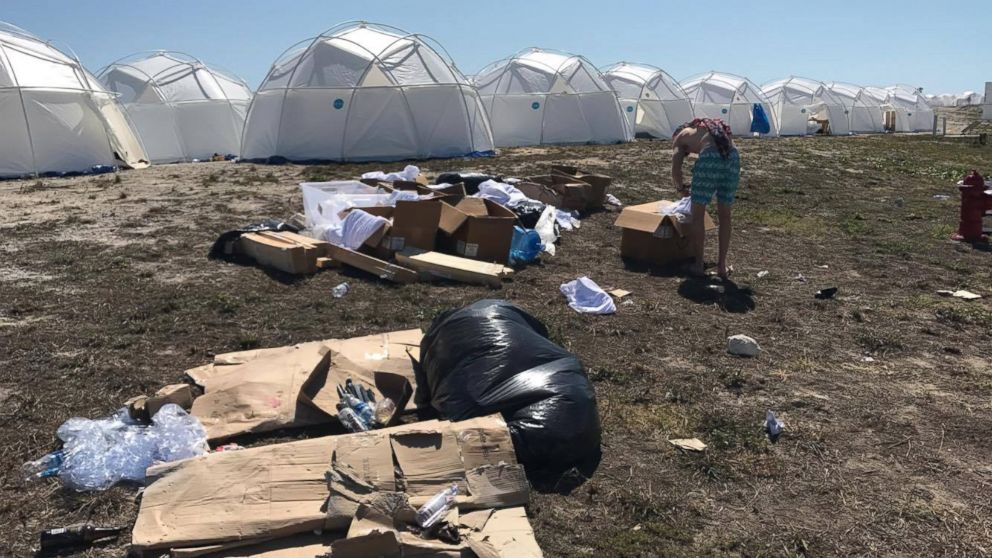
[535, 205, 558, 256]
[560, 276, 616, 315]
[360, 165, 420, 182]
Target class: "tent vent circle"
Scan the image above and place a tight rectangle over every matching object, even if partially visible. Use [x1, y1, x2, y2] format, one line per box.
[531, 102, 541, 110]
[333, 99, 345, 110]
[626, 106, 634, 113]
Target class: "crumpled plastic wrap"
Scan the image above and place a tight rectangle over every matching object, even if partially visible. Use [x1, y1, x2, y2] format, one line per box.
[56, 404, 208, 491]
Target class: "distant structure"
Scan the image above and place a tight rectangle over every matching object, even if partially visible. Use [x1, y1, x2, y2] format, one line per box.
[984, 82, 992, 121]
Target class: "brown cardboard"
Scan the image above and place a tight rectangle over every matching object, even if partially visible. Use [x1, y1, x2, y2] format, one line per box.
[396, 249, 513, 287]
[353, 200, 443, 254]
[525, 175, 590, 212]
[190, 344, 333, 441]
[614, 200, 716, 266]
[146, 383, 194, 417]
[438, 198, 516, 264]
[237, 231, 316, 275]
[551, 164, 612, 208]
[132, 415, 524, 551]
[328, 244, 420, 284]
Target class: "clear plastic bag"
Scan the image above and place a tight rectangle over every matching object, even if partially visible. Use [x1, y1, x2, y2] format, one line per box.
[49, 403, 208, 491]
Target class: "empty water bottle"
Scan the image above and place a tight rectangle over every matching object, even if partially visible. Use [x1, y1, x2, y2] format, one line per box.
[373, 397, 396, 426]
[416, 484, 458, 528]
[23, 449, 66, 481]
[509, 226, 542, 265]
[40, 523, 122, 550]
[336, 402, 370, 432]
[332, 282, 350, 298]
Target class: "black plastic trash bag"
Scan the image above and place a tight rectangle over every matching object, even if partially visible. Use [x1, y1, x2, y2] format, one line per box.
[510, 199, 547, 229]
[208, 219, 299, 261]
[415, 300, 601, 473]
[435, 172, 497, 196]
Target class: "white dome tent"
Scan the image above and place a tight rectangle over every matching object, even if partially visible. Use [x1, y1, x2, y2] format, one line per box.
[601, 62, 694, 138]
[761, 76, 851, 136]
[884, 85, 934, 132]
[241, 21, 494, 163]
[826, 82, 885, 133]
[679, 71, 777, 136]
[956, 91, 984, 106]
[0, 22, 147, 178]
[98, 51, 252, 164]
[472, 48, 632, 147]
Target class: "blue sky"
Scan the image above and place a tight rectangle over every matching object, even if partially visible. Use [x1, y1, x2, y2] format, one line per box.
[4, 0, 988, 93]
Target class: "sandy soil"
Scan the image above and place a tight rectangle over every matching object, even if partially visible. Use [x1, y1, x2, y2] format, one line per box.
[1, 134, 991, 557]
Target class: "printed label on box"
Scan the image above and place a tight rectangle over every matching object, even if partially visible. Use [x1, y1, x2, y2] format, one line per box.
[388, 237, 406, 251]
[463, 243, 479, 257]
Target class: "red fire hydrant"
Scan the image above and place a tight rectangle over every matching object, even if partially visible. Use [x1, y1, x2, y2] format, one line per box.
[952, 170, 992, 242]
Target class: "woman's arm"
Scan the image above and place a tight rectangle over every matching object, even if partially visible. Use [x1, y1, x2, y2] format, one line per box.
[672, 141, 689, 197]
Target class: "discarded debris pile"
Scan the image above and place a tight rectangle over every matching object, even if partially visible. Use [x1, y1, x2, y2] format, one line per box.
[24, 306, 585, 555]
[214, 164, 618, 287]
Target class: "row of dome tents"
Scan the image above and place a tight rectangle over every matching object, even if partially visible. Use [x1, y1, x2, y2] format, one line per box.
[927, 91, 985, 107]
[0, 19, 943, 178]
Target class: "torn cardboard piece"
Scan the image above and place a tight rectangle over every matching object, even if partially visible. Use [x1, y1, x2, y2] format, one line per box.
[328, 244, 420, 284]
[190, 344, 332, 441]
[669, 438, 707, 452]
[127, 383, 195, 421]
[132, 415, 525, 552]
[615, 200, 716, 266]
[236, 231, 331, 275]
[937, 289, 982, 300]
[396, 249, 513, 287]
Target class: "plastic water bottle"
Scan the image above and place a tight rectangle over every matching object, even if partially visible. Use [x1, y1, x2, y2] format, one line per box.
[509, 226, 543, 265]
[23, 449, 66, 481]
[416, 484, 459, 528]
[40, 523, 122, 550]
[336, 402, 370, 432]
[342, 394, 376, 427]
[332, 283, 350, 298]
[373, 398, 396, 426]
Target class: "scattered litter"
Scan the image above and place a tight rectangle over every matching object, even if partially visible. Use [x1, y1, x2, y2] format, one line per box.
[933, 194, 950, 200]
[861, 356, 875, 363]
[764, 410, 784, 442]
[560, 276, 617, 314]
[794, 273, 807, 283]
[621, 299, 634, 306]
[815, 287, 839, 300]
[660, 196, 693, 219]
[669, 438, 707, 452]
[40, 523, 123, 551]
[608, 289, 631, 299]
[361, 165, 420, 183]
[816, 264, 829, 269]
[534, 205, 558, 256]
[555, 208, 581, 230]
[509, 226, 543, 265]
[211, 443, 243, 452]
[416, 484, 459, 528]
[727, 334, 761, 357]
[756, 270, 769, 278]
[331, 282, 350, 298]
[937, 289, 982, 300]
[397, 249, 513, 287]
[24, 404, 208, 491]
[605, 193, 623, 206]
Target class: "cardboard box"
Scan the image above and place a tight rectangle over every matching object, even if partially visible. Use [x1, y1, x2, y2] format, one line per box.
[614, 200, 716, 266]
[523, 175, 588, 212]
[131, 415, 526, 550]
[351, 200, 443, 253]
[237, 231, 328, 275]
[551, 164, 612, 209]
[438, 197, 516, 264]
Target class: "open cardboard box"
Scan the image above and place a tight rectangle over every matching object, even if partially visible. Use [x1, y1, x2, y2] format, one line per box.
[550, 164, 612, 209]
[438, 197, 516, 264]
[614, 200, 716, 266]
[523, 174, 591, 212]
[350, 199, 443, 255]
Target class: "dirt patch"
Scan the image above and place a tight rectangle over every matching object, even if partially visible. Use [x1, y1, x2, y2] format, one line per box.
[0, 136, 990, 556]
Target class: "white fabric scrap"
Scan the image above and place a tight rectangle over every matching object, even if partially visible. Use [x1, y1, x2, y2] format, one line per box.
[560, 276, 616, 315]
[535, 205, 558, 256]
[361, 165, 420, 182]
[556, 209, 581, 231]
[660, 196, 692, 222]
[332, 209, 390, 250]
[473, 179, 531, 208]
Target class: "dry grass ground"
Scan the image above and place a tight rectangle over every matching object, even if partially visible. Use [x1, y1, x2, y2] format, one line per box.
[1, 134, 991, 557]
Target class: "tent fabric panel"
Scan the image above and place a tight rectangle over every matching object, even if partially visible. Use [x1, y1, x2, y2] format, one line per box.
[342, 87, 420, 161]
[0, 90, 35, 176]
[464, 89, 496, 153]
[126, 103, 186, 163]
[404, 85, 476, 158]
[290, 41, 372, 88]
[240, 90, 286, 159]
[575, 92, 630, 143]
[485, 93, 545, 147]
[541, 93, 593, 144]
[277, 88, 353, 160]
[174, 102, 243, 160]
[4, 46, 84, 89]
[21, 90, 114, 174]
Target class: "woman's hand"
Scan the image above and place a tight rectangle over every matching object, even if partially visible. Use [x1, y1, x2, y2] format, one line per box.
[677, 184, 690, 198]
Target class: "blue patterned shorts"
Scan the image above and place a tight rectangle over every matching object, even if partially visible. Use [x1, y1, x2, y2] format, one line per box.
[691, 147, 740, 205]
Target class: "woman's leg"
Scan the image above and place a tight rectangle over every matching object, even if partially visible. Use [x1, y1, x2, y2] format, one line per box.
[716, 202, 732, 278]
